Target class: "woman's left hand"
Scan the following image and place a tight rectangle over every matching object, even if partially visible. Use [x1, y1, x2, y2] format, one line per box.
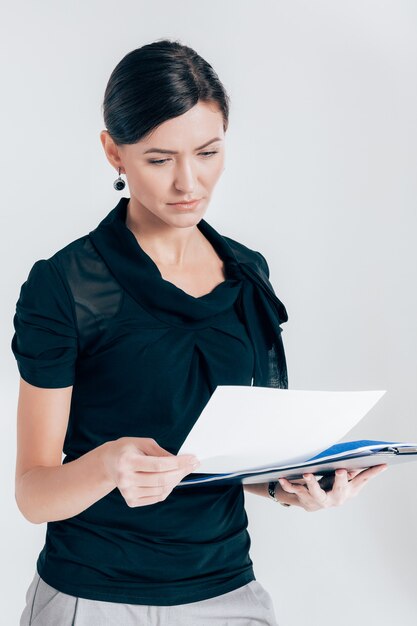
[277, 464, 388, 512]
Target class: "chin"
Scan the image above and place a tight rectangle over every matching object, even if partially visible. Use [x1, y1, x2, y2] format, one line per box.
[166, 213, 205, 227]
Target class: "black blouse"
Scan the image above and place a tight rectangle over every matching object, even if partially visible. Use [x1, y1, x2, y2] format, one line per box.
[11, 196, 288, 605]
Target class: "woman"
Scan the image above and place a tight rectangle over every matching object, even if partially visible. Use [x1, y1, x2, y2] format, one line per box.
[12, 39, 387, 625]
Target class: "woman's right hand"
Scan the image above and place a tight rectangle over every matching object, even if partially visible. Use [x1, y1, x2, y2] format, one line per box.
[100, 437, 200, 508]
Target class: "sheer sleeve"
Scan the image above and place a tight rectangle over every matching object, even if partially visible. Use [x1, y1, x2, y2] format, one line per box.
[11, 258, 79, 388]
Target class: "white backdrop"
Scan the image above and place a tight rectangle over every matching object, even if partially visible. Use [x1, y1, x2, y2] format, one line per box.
[1, 1, 416, 624]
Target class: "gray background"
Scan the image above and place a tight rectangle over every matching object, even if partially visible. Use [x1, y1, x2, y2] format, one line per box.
[1, 1, 416, 624]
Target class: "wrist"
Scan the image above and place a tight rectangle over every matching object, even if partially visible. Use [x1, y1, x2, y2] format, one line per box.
[98, 440, 117, 489]
[268, 481, 291, 506]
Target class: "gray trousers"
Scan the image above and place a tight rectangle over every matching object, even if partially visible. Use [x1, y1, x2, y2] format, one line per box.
[20, 571, 280, 625]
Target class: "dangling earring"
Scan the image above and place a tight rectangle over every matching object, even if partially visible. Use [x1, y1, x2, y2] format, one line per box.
[113, 167, 126, 190]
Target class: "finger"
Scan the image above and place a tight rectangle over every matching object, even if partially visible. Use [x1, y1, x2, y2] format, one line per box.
[347, 469, 363, 479]
[135, 485, 168, 498]
[125, 493, 167, 508]
[303, 474, 328, 503]
[133, 453, 199, 473]
[122, 483, 172, 507]
[135, 465, 196, 488]
[350, 464, 388, 489]
[278, 477, 309, 499]
[140, 438, 177, 457]
[131, 438, 200, 471]
[333, 468, 349, 489]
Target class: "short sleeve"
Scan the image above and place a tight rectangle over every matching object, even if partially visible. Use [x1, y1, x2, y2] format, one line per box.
[11, 258, 79, 388]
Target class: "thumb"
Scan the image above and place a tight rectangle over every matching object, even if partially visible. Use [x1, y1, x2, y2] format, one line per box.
[144, 438, 175, 457]
[144, 438, 199, 466]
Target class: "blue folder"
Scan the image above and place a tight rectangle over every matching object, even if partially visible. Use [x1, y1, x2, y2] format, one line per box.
[178, 439, 417, 487]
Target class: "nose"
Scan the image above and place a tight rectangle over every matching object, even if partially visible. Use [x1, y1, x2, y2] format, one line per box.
[173, 160, 197, 193]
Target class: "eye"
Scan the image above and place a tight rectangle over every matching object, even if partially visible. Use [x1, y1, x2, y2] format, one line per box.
[148, 159, 168, 165]
[148, 151, 219, 166]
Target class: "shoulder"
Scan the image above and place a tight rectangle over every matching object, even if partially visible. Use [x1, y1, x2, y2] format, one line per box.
[35, 231, 123, 339]
[222, 234, 270, 278]
[47, 234, 94, 273]
[17, 235, 91, 302]
[32, 232, 110, 295]
[17, 230, 106, 317]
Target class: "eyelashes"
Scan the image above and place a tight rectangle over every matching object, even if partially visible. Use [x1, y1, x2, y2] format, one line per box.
[148, 151, 219, 166]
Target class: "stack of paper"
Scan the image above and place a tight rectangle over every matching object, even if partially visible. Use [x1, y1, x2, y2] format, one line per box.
[177, 386, 417, 486]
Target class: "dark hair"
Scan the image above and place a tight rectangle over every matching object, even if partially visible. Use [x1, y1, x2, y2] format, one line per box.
[102, 38, 230, 146]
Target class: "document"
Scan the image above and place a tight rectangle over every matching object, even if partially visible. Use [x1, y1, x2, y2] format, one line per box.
[177, 387, 417, 487]
[179, 439, 417, 486]
[178, 386, 387, 473]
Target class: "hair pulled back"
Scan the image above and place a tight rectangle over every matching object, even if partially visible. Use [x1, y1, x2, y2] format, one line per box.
[102, 38, 230, 146]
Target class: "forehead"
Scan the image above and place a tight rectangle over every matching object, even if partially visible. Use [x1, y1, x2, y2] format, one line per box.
[140, 101, 224, 150]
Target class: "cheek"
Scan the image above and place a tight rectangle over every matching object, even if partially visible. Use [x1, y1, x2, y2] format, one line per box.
[133, 171, 175, 210]
[129, 167, 167, 196]
[203, 158, 225, 186]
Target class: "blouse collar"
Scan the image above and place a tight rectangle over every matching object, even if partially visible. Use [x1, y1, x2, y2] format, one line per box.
[88, 196, 289, 388]
[88, 196, 243, 327]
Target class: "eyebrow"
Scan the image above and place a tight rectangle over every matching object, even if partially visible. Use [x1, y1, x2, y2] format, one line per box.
[143, 137, 223, 155]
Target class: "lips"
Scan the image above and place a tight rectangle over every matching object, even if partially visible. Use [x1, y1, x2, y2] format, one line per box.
[167, 199, 202, 210]
[168, 199, 200, 204]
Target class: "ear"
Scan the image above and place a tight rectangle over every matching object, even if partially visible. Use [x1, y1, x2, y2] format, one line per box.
[100, 130, 124, 172]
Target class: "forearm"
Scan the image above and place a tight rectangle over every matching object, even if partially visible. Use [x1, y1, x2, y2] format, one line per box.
[15, 441, 116, 524]
[243, 481, 296, 505]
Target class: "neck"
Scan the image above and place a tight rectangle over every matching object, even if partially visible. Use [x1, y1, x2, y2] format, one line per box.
[125, 198, 204, 267]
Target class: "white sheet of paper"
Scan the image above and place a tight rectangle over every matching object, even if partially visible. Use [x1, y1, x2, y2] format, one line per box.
[178, 387, 386, 473]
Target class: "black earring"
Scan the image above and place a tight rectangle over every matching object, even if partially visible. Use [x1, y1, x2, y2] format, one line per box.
[113, 167, 126, 191]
